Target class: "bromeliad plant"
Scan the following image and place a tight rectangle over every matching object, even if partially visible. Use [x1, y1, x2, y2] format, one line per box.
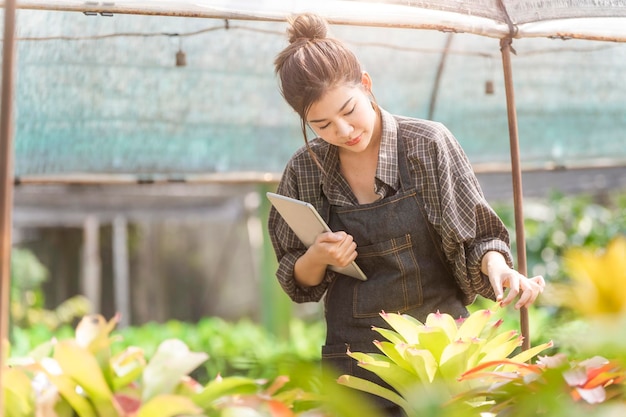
[453, 353, 626, 417]
[337, 305, 553, 416]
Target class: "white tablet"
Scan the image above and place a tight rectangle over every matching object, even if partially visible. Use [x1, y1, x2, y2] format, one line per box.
[267, 192, 367, 281]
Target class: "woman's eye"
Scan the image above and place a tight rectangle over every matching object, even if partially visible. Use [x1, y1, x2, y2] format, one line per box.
[345, 105, 356, 116]
[319, 123, 330, 130]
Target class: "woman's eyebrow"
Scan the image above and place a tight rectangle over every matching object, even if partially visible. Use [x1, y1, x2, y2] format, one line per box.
[308, 97, 353, 123]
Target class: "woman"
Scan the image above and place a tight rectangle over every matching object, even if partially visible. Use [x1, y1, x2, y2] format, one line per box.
[268, 13, 544, 416]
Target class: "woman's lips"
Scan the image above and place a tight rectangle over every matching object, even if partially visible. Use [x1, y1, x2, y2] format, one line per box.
[345, 135, 362, 146]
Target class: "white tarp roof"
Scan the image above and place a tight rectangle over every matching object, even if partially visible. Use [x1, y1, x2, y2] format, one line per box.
[11, 0, 626, 42]
[8, 1, 626, 176]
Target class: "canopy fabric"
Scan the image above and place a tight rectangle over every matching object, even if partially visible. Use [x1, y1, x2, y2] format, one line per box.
[11, 0, 626, 42]
[10, 8, 626, 177]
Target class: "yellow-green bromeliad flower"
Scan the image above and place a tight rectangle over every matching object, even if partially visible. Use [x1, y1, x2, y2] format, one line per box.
[338, 305, 552, 415]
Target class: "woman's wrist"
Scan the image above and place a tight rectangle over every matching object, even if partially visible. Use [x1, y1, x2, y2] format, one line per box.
[294, 249, 328, 287]
[481, 250, 509, 276]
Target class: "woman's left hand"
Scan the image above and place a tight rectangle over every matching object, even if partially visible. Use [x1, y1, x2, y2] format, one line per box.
[493, 269, 545, 309]
[482, 251, 546, 309]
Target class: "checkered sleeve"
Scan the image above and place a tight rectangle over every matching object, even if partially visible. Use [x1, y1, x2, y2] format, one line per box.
[267, 155, 331, 303]
[400, 117, 513, 305]
[432, 123, 513, 303]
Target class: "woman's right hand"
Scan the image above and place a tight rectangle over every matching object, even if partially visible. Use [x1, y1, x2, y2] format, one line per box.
[294, 231, 357, 287]
[310, 231, 358, 268]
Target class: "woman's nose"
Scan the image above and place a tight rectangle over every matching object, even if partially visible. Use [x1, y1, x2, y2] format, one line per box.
[336, 118, 353, 138]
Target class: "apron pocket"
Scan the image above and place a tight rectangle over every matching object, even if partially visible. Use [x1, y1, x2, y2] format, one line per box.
[354, 234, 423, 318]
[321, 343, 353, 380]
[321, 341, 381, 379]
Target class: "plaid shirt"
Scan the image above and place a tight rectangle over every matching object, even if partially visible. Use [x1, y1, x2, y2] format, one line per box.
[268, 108, 512, 305]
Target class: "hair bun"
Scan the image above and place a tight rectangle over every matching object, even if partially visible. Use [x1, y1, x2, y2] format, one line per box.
[287, 13, 329, 44]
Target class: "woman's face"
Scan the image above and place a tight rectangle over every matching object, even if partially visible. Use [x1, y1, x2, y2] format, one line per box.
[305, 73, 379, 154]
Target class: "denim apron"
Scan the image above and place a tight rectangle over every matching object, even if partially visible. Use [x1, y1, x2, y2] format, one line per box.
[321, 129, 468, 416]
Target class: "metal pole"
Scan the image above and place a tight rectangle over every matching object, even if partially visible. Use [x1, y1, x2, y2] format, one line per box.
[427, 32, 454, 120]
[0, 0, 18, 411]
[500, 37, 530, 351]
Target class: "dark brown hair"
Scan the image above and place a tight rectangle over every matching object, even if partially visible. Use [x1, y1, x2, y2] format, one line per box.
[274, 14, 363, 160]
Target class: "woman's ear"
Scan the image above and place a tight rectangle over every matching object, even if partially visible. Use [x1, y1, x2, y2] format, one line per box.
[361, 71, 373, 93]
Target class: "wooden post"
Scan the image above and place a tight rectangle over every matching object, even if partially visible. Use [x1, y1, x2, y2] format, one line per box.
[0, 0, 17, 412]
[82, 215, 102, 314]
[113, 215, 131, 327]
[133, 220, 167, 323]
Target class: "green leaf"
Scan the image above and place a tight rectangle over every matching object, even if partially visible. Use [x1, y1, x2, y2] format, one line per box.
[439, 339, 470, 367]
[346, 351, 391, 366]
[53, 340, 119, 417]
[373, 341, 412, 372]
[404, 348, 438, 383]
[27, 338, 57, 362]
[337, 374, 412, 413]
[438, 339, 482, 392]
[478, 335, 523, 364]
[483, 318, 505, 341]
[508, 341, 554, 366]
[136, 394, 202, 417]
[400, 313, 426, 328]
[75, 314, 120, 391]
[192, 376, 259, 409]
[379, 312, 422, 345]
[2, 368, 34, 417]
[480, 329, 519, 353]
[45, 373, 98, 417]
[371, 326, 404, 345]
[53, 396, 75, 417]
[272, 387, 320, 406]
[356, 358, 422, 399]
[456, 309, 493, 342]
[220, 406, 264, 417]
[111, 346, 146, 391]
[415, 326, 450, 363]
[425, 311, 458, 343]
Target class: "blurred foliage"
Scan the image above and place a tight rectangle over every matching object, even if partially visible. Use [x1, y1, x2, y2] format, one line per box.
[10, 315, 325, 388]
[3, 314, 337, 417]
[547, 236, 626, 364]
[554, 236, 626, 316]
[490, 191, 626, 355]
[9, 248, 324, 388]
[10, 247, 90, 333]
[111, 317, 325, 385]
[494, 191, 626, 282]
